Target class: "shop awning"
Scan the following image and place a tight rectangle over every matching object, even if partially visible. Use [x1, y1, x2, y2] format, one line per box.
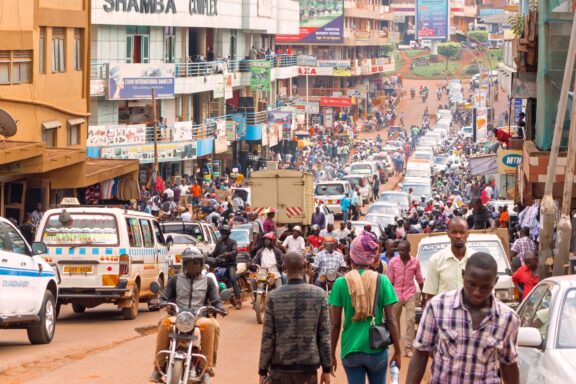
[0, 141, 45, 165]
[41, 120, 62, 130]
[469, 154, 498, 176]
[67, 118, 85, 126]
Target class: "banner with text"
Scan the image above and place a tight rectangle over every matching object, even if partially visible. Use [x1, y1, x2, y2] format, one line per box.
[101, 142, 197, 163]
[276, 0, 344, 44]
[107, 63, 175, 100]
[88, 124, 146, 146]
[416, 0, 449, 40]
[250, 60, 272, 92]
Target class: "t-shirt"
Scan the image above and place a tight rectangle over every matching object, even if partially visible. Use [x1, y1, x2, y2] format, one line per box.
[340, 198, 351, 212]
[329, 270, 398, 358]
[282, 236, 306, 253]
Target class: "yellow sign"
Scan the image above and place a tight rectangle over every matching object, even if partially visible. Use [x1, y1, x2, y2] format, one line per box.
[333, 68, 352, 77]
[497, 148, 523, 174]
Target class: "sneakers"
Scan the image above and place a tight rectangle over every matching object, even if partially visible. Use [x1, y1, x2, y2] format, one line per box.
[149, 369, 163, 383]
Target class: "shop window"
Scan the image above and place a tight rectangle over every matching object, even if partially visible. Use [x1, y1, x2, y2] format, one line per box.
[126, 26, 149, 64]
[39, 27, 46, 74]
[0, 51, 9, 84]
[74, 29, 82, 71]
[42, 120, 61, 147]
[51, 27, 65, 73]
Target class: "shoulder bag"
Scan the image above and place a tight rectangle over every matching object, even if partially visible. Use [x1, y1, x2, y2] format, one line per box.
[369, 273, 393, 349]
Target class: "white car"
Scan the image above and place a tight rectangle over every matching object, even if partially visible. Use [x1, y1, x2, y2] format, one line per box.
[0, 216, 57, 344]
[432, 155, 449, 172]
[458, 126, 473, 139]
[364, 214, 397, 229]
[366, 202, 402, 218]
[517, 276, 576, 384]
[314, 181, 351, 216]
[379, 191, 410, 212]
[165, 232, 209, 276]
[350, 221, 383, 238]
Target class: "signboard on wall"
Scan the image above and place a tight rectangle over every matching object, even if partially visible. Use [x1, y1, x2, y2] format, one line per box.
[107, 63, 175, 100]
[276, 0, 344, 43]
[250, 60, 272, 92]
[101, 142, 197, 163]
[416, 0, 449, 39]
[88, 124, 146, 146]
[298, 66, 334, 76]
[475, 107, 488, 142]
[497, 148, 523, 174]
[320, 97, 352, 107]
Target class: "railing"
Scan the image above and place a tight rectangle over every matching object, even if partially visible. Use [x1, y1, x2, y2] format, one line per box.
[245, 111, 267, 125]
[294, 88, 346, 97]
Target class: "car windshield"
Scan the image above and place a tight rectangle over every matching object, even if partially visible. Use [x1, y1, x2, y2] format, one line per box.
[434, 157, 448, 164]
[315, 184, 345, 195]
[345, 178, 362, 187]
[401, 184, 431, 197]
[418, 240, 508, 276]
[463, 127, 472, 133]
[42, 213, 118, 246]
[230, 230, 249, 244]
[365, 215, 396, 228]
[350, 164, 372, 174]
[379, 193, 408, 206]
[412, 153, 432, 161]
[367, 205, 401, 216]
[406, 169, 430, 178]
[172, 235, 197, 245]
[557, 288, 576, 349]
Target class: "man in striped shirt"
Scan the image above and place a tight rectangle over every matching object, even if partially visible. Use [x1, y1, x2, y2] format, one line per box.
[407, 252, 520, 384]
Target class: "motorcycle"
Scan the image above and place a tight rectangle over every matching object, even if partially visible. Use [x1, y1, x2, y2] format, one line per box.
[317, 269, 340, 294]
[249, 266, 277, 324]
[421, 92, 428, 103]
[149, 283, 230, 384]
[207, 257, 252, 310]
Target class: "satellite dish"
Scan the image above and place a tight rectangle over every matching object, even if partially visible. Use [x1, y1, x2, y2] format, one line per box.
[0, 109, 18, 138]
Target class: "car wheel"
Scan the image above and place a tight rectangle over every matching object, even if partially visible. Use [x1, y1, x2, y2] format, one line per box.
[122, 284, 140, 320]
[27, 291, 56, 344]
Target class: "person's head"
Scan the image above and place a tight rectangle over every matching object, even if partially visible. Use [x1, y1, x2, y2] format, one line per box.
[181, 249, 205, 278]
[397, 240, 410, 259]
[519, 112, 525, 119]
[523, 251, 538, 271]
[520, 226, 530, 237]
[408, 188, 413, 194]
[326, 223, 334, 233]
[471, 197, 483, 212]
[292, 225, 302, 238]
[346, 221, 352, 230]
[263, 232, 275, 249]
[310, 224, 320, 235]
[35, 202, 42, 211]
[340, 222, 346, 230]
[384, 239, 395, 254]
[283, 251, 306, 279]
[350, 231, 379, 268]
[219, 225, 231, 240]
[323, 236, 337, 252]
[315, 206, 320, 213]
[250, 212, 258, 221]
[462, 252, 499, 307]
[491, 127, 498, 135]
[447, 217, 469, 250]
[267, 211, 275, 220]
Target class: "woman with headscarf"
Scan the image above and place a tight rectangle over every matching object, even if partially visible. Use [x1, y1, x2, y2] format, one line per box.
[329, 232, 401, 383]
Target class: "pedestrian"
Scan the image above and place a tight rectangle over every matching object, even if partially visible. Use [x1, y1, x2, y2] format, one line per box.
[19, 213, 35, 244]
[340, 193, 351, 223]
[377, 239, 399, 274]
[329, 231, 401, 384]
[470, 198, 495, 230]
[320, 223, 337, 238]
[259, 251, 332, 384]
[334, 222, 351, 243]
[387, 240, 424, 358]
[371, 175, 380, 200]
[512, 250, 539, 301]
[263, 211, 277, 233]
[406, 252, 520, 384]
[312, 206, 326, 229]
[511, 227, 537, 262]
[422, 217, 474, 302]
[31, 202, 44, 229]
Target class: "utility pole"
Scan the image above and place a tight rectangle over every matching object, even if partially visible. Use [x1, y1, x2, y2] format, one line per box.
[539, 14, 576, 281]
[305, 72, 309, 132]
[152, 89, 159, 175]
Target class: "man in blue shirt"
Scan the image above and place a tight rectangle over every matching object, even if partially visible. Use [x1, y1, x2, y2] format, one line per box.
[340, 193, 351, 223]
[350, 188, 361, 220]
[378, 239, 399, 273]
[311, 206, 326, 228]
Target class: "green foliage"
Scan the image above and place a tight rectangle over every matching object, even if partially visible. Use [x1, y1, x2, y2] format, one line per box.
[405, 49, 427, 58]
[465, 63, 480, 74]
[437, 43, 462, 59]
[412, 62, 459, 78]
[509, 14, 525, 37]
[467, 30, 489, 43]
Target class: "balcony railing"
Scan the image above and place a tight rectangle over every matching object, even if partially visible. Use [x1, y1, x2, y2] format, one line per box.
[344, 4, 393, 20]
[344, 29, 391, 45]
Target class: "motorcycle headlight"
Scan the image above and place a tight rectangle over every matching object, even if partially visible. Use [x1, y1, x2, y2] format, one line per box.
[326, 270, 338, 282]
[175, 311, 196, 333]
[257, 269, 269, 281]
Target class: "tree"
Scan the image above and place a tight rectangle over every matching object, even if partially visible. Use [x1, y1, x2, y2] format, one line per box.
[437, 42, 462, 73]
[467, 30, 489, 43]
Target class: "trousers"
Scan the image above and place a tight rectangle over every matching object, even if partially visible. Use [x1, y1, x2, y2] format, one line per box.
[268, 370, 318, 384]
[393, 295, 416, 351]
[154, 316, 220, 371]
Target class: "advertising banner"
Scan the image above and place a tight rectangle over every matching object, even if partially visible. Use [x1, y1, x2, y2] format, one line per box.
[267, 111, 293, 138]
[497, 148, 523, 174]
[333, 68, 352, 77]
[298, 66, 334, 76]
[296, 101, 320, 114]
[250, 60, 272, 92]
[101, 142, 197, 163]
[225, 73, 233, 99]
[88, 124, 146, 146]
[296, 55, 318, 66]
[320, 97, 352, 107]
[174, 121, 194, 141]
[107, 63, 175, 100]
[475, 107, 488, 142]
[276, 0, 344, 44]
[213, 75, 225, 99]
[324, 108, 334, 127]
[416, 0, 449, 39]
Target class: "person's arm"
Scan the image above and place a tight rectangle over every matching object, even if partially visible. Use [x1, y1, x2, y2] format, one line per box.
[499, 314, 520, 384]
[387, 258, 396, 285]
[329, 305, 342, 373]
[384, 303, 401, 368]
[511, 268, 523, 287]
[422, 256, 439, 297]
[415, 259, 425, 289]
[406, 349, 431, 384]
[406, 300, 437, 384]
[317, 293, 333, 376]
[160, 275, 178, 303]
[258, 296, 276, 378]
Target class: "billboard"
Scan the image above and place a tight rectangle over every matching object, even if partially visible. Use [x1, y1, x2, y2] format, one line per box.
[416, 0, 449, 40]
[107, 64, 175, 100]
[250, 61, 272, 92]
[276, 0, 344, 44]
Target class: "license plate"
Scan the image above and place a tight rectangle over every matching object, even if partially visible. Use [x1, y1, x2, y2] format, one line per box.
[327, 200, 333, 204]
[63, 265, 94, 274]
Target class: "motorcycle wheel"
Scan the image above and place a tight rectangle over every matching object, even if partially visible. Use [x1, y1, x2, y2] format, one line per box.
[255, 292, 265, 324]
[169, 359, 185, 384]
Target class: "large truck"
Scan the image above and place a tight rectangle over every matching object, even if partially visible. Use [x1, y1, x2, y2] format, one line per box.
[248, 170, 314, 225]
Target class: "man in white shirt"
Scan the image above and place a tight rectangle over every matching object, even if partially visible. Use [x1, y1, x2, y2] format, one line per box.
[334, 222, 351, 242]
[179, 182, 189, 197]
[319, 223, 337, 238]
[253, 233, 283, 288]
[164, 186, 174, 199]
[282, 226, 306, 254]
[180, 208, 192, 222]
[484, 184, 493, 199]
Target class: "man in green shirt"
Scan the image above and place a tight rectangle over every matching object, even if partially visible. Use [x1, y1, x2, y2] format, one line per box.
[329, 231, 401, 383]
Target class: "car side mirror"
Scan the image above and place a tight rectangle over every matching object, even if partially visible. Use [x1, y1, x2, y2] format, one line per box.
[31, 242, 48, 255]
[518, 327, 543, 348]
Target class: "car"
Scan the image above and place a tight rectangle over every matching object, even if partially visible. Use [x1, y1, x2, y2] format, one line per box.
[314, 180, 351, 216]
[411, 151, 434, 163]
[350, 221, 383, 239]
[377, 153, 395, 177]
[0, 217, 57, 344]
[400, 181, 432, 202]
[160, 221, 218, 254]
[379, 191, 410, 212]
[342, 175, 373, 205]
[516, 276, 576, 384]
[165, 233, 207, 276]
[316, 203, 335, 229]
[366, 202, 402, 218]
[349, 161, 379, 181]
[432, 155, 449, 172]
[364, 214, 397, 229]
[458, 126, 473, 139]
[230, 228, 251, 264]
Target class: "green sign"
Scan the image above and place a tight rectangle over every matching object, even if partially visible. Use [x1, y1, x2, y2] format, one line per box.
[250, 60, 272, 92]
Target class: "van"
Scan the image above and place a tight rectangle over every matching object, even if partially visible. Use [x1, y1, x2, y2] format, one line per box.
[405, 161, 432, 179]
[314, 180, 351, 216]
[36, 206, 169, 320]
[159, 221, 218, 253]
[349, 161, 378, 180]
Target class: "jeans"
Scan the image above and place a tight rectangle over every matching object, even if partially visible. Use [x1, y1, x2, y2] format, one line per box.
[227, 266, 242, 299]
[342, 210, 349, 223]
[342, 349, 388, 384]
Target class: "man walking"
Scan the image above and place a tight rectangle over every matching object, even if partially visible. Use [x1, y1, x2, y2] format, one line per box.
[312, 206, 326, 229]
[259, 251, 332, 384]
[340, 193, 351, 223]
[511, 227, 537, 262]
[512, 251, 539, 301]
[407, 252, 520, 384]
[387, 240, 424, 358]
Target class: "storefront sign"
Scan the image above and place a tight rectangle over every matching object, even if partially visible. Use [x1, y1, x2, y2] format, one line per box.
[333, 68, 352, 77]
[296, 55, 318, 67]
[107, 63, 175, 100]
[225, 73, 233, 99]
[475, 107, 488, 142]
[295, 102, 320, 114]
[416, 0, 449, 39]
[225, 120, 237, 141]
[249, 60, 272, 92]
[347, 90, 362, 97]
[213, 74, 225, 98]
[318, 60, 350, 69]
[101, 141, 197, 163]
[214, 120, 228, 153]
[324, 108, 334, 127]
[88, 124, 146, 146]
[174, 121, 194, 141]
[320, 97, 352, 107]
[90, 79, 106, 96]
[298, 66, 334, 76]
[497, 148, 523, 173]
[276, 0, 343, 44]
[101, 0, 218, 16]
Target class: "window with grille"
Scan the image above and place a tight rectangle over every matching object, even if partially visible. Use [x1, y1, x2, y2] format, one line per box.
[74, 29, 82, 71]
[52, 27, 65, 73]
[39, 27, 46, 74]
[0, 50, 32, 84]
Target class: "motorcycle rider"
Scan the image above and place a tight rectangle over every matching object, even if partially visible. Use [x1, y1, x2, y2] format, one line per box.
[307, 224, 324, 250]
[150, 249, 227, 383]
[252, 232, 283, 289]
[312, 236, 347, 288]
[210, 225, 242, 309]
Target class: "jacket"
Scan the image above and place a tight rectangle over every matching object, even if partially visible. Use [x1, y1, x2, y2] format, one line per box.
[253, 247, 283, 271]
[161, 273, 226, 312]
[210, 238, 238, 267]
[258, 279, 332, 375]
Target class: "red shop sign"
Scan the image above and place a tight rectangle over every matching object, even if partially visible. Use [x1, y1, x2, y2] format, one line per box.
[320, 97, 352, 107]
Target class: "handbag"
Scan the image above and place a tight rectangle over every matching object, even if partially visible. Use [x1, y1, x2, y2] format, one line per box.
[369, 273, 393, 349]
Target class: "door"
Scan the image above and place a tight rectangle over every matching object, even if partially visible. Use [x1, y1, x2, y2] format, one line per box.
[152, 220, 168, 279]
[139, 219, 156, 288]
[0, 222, 37, 315]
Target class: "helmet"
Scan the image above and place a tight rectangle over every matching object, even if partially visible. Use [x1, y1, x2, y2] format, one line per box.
[181, 247, 204, 266]
[323, 236, 337, 244]
[219, 225, 232, 235]
[416, 207, 424, 213]
[310, 224, 320, 231]
[263, 232, 276, 240]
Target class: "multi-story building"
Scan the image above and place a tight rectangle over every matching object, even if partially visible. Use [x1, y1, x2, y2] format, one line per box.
[88, 0, 299, 180]
[0, 0, 140, 221]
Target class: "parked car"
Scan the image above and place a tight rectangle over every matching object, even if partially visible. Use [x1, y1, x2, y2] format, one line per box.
[314, 180, 351, 217]
[516, 276, 576, 384]
[364, 214, 397, 229]
[432, 155, 449, 172]
[230, 228, 251, 264]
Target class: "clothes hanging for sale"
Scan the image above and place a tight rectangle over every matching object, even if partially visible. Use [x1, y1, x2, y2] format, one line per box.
[111, 177, 119, 198]
[84, 184, 101, 204]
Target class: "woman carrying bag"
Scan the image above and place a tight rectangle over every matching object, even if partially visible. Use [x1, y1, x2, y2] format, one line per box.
[329, 231, 402, 383]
